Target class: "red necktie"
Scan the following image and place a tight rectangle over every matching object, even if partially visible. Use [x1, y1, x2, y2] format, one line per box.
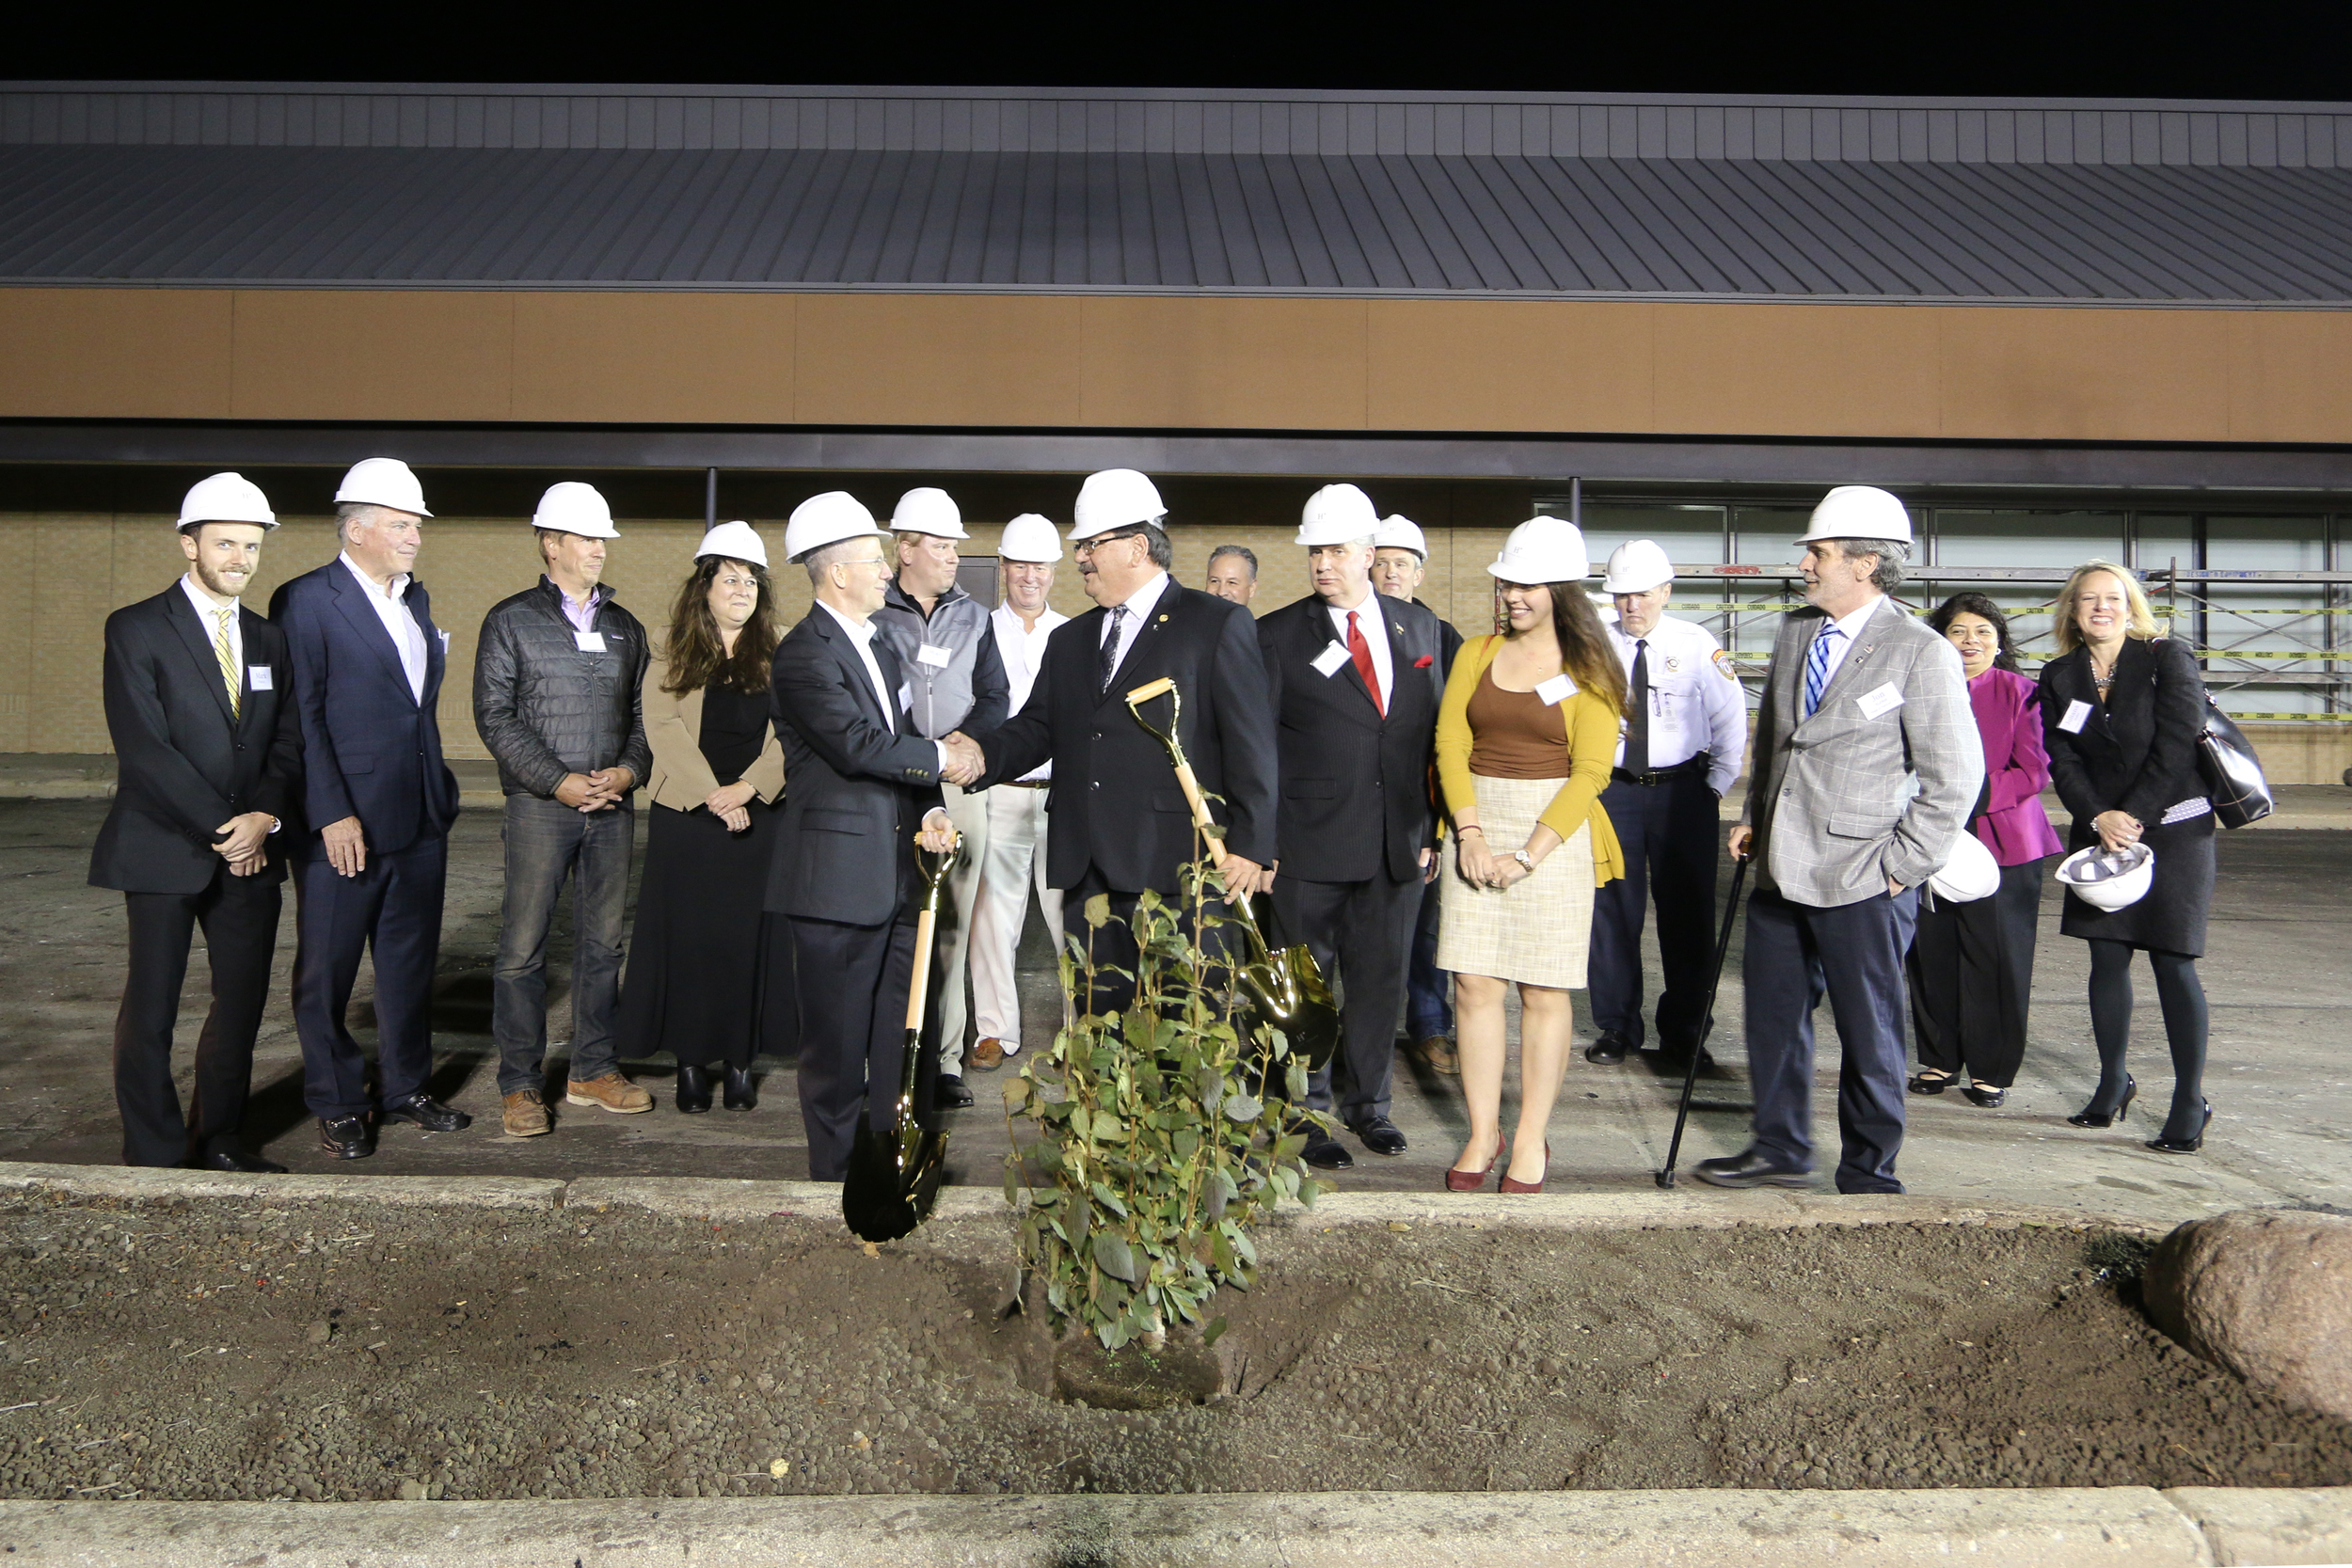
[1347, 610, 1384, 717]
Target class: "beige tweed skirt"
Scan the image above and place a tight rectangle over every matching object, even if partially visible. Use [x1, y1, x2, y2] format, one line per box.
[1437, 772, 1597, 990]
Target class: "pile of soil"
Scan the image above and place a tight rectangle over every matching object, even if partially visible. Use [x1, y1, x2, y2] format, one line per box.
[0, 1191, 2345, 1500]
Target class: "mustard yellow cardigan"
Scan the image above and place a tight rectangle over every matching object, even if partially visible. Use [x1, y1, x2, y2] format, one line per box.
[1436, 633, 1625, 886]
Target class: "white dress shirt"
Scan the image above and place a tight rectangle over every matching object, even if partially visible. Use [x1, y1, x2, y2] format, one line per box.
[818, 599, 957, 777]
[1807, 595, 1884, 697]
[180, 574, 243, 680]
[1321, 587, 1394, 710]
[992, 599, 1069, 782]
[1097, 570, 1170, 679]
[1608, 614, 1750, 796]
[339, 551, 428, 705]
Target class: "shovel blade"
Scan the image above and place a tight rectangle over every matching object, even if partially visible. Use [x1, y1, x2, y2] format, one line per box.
[841, 1121, 953, 1244]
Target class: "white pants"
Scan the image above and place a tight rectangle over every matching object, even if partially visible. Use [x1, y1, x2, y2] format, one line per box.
[969, 784, 1062, 1052]
[934, 780, 993, 1074]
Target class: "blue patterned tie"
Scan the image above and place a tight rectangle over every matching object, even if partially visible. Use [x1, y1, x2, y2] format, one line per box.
[1801, 626, 1840, 719]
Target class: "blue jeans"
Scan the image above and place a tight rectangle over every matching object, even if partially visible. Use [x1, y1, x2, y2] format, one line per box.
[493, 795, 632, 1095]
[1405, 874, 1452, 1040]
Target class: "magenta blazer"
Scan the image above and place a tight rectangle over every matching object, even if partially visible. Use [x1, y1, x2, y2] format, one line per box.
[1968, 665, 2065, 865]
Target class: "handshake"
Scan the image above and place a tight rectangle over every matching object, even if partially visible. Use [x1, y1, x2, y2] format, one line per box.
[941, 731, 988, 788]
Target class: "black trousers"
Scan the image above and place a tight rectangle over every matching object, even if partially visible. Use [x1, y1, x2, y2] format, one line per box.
[115, 869, 281, 1166]
[292, 833, 447, 1119]
[786, 913, 934, 1182]
[1274, 870, 1422, 1124]
[1588, 765, 1719, 1050]
[1742, 885, 1917, 1195]
[1907, 855, 2045, 1087]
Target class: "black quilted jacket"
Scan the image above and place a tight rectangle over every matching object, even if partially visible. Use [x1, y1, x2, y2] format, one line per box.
[471, 579, 653, 800]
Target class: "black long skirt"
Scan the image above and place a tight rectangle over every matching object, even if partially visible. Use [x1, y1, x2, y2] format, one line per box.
[618, 800, 798, 1069]
[1906, 855, 2046, 1088]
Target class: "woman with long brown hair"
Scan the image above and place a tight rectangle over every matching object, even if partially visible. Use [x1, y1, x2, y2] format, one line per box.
[617, 524, 788, 1113]
[1435, 517, 1626, 1194]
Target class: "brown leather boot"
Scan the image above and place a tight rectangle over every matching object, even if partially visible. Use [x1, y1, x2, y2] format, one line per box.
[501, 1090, 551, 1137]
[969, 1037, 1007, 1071]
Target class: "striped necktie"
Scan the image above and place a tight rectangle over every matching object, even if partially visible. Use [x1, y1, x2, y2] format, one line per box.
[213, 606, 241, 720]
[1801, 626, 1840, 719]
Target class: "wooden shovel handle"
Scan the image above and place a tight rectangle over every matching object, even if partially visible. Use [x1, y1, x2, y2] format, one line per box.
[904, 907, 937, 1031]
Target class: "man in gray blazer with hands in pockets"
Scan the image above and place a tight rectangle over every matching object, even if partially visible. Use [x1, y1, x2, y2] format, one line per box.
[1702, 486, 1982, 1196]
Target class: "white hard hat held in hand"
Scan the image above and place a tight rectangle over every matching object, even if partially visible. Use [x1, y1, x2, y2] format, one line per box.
[1798, 485, 1913, 546]
[1296, 483, 1380, 546]
[2057, 843, 2154, 911]
[694, 520, 769, 568]
[532, 482, 620, 539]
[1928, 831, 2001, 903]
[178, 472, 278, 531]
[784, 491, 883, 562]
[1070, 468, 1166, 541]
[1374, 515, 1428, 558]
[1488, 517, 1592, 586]
[334, 457, 431, 518]
[997, 514, 1063, 563]
[1602, 539, 1675, 594]
[891, 487, 968, 540]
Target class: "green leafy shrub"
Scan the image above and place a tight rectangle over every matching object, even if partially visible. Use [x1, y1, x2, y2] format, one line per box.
[1002, 862, 1327, 1352]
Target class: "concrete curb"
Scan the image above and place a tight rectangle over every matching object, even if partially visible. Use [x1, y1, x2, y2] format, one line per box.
[8, 1484, 2333, 1566]
[2166, 1486, 2352, 1566]
[0, 1163, 565, 1210]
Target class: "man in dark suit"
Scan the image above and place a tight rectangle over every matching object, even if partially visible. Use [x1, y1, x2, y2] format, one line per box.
[270, 458, 470, 1161]
[1261, 486, 1443, 1168]
[91, 475, 302, 1172]
[967, 468, 1279, 1015]
[766, 492, 964, 1181]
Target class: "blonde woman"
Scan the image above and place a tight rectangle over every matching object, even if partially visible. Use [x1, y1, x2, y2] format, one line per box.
[2040, 561, 2214, 1153]
[1436, 518, 1626, 1194]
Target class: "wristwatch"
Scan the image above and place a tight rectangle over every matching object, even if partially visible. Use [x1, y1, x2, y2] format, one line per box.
[1508, 848, 1535, 874]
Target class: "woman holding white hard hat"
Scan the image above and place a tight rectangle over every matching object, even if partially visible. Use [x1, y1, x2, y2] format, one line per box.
[2040, 561, 2217, 1153]
[1434, 517, 1626, 1194]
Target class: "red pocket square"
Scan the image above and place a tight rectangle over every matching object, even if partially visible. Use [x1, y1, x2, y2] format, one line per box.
[1413, 655, 1435, 668]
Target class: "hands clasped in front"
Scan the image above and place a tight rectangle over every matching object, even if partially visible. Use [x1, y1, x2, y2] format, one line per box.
[1453, 825, 1532, 892]
[212, 812, 276, 878]
[555, 768, 635, 815]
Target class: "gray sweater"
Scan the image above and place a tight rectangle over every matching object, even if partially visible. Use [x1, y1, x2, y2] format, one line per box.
[872, 579, 1009, 742]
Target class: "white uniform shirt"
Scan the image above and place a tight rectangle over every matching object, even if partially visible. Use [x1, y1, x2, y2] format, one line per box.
[1321, 587, 1395, 709]
[1097, 570, 1170, 678]
[1609, 613, 1750, 797]
[817, 599, 958, 777]
[180, 574, 244, 680]
[338, 551, 428, 705]
[992, 599, 1069, 782]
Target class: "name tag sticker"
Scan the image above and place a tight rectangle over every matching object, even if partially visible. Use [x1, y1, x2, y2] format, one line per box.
[247, 666, 274, 690]
[2058, 699, 2094, 735]
[897, 683, 913, 712]
[1534, 673, 1576, 706]
[916, 642, 953, 669]
[1310, 643, 1351, 678]
[1856, 682, 1905, 720]
[437, 629, 451, 652]
[574, 631, 608, 654]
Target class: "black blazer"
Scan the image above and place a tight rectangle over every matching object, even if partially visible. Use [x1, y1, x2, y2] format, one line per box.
[765, 608, 946, 927]
[271, 558, 462, 856]
[2040, 636, 2215, 844]
[975, 579, 1278, 895]
[1256, 594, 1441, 885]
[90, 585, 303, 895]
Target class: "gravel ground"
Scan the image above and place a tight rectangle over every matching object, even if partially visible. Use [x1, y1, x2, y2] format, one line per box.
[0, 1192, 2345, 1501]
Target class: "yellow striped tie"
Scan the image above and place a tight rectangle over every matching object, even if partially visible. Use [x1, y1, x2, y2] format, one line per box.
[213, 607, 241, 720]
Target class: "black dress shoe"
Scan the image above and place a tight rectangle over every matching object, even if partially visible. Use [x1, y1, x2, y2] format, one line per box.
[675, 1063, 712, 1115]
[380, 1093, 471, 1132]
[200, 1142, 288, 1174]
[1300, 1129, 1355, 1170]
[1657, 1040, 1717, 1075]
[1961, 1083, 2007, 1108]
[1584, 1031, 1631, 1065]
[1347, 1117, 1408, 1157]
[723, 1065, 756, 1111]
[318, 1115, 375, 1160]
[1691, 1148, 1815, 1189]
[934, 1074, 976, 1111]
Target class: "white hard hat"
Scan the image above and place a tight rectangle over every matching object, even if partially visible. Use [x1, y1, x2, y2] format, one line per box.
[334, 457, 431, 518]
[532, 482, 619, 540]
[1070, 468, 1167, 541]
[2056, 843, 2154, 911]
[1927, 830, 2001, 903]
[178, 472, 277, 530]
[1296, 483, 1380, 546]
[891, 486, 968, 540]
[1602, 539, 1675, 594]
[784, 491, 883, 562]
[1487, 517, 1592, 586]
[997, 514, 1063, 563]
[1374, 515, 1428, 558]
[1798, 485, 1913, 546]
[694, 520, 769, 569]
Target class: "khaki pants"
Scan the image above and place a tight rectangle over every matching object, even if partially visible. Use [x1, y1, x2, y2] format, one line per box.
[933, 780, 993, 1075]
[970, 784, 1063, 1053]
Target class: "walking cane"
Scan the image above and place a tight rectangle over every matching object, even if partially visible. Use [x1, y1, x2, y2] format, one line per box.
[1655, 851, 1750, 1189]
[843, 845, 956, 1243]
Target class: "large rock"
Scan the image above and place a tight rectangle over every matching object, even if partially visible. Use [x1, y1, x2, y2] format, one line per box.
[2143, 1208, 2352, 1421]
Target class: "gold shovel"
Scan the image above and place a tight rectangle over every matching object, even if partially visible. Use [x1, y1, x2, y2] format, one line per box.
[1123, 676, 1341, 1071]
[841, 845, 955, 1243]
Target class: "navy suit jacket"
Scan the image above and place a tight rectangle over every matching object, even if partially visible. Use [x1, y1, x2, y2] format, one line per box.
[270, 558, 461, 857]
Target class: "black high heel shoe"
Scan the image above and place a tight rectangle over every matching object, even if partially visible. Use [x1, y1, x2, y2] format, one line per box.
[2146, 1101, 2213, 1154]
[2067, 1077, 2137, 1129]
[675, 1063, 713, 1115]
[723, 1064, 757, 1111]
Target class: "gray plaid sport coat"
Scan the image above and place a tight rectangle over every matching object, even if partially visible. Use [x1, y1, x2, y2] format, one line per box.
[1740, 596, 1983, 909]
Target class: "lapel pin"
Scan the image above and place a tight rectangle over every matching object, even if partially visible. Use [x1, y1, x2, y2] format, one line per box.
[1157, 613, 1169, 624]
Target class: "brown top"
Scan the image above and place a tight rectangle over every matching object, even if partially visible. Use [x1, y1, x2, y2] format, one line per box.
[1466, 665, 1575, 779]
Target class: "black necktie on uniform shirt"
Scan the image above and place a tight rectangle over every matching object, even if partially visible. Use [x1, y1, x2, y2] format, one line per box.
[1625, 638, 1650, 774]
[1099, 605, 1127, 693]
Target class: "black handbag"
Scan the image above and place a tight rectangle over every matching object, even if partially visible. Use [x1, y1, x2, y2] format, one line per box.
[2196, 696, 2275, 829]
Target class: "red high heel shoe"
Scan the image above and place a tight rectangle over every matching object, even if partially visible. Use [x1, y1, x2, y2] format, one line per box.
[1500, 1140, 1550, 1194]
[1445, 1131, 1508, 1193]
